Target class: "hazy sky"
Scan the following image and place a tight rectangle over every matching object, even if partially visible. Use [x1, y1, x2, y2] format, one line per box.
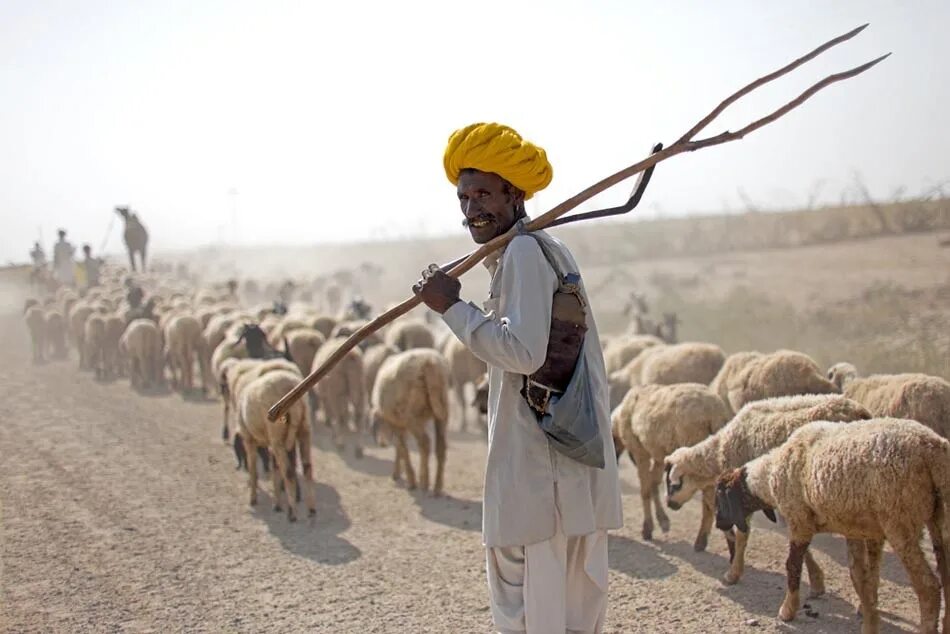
[2, 1, 947, 264]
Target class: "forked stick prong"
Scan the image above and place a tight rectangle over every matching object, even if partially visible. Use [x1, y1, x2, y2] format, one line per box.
[676, 23, 870, 145]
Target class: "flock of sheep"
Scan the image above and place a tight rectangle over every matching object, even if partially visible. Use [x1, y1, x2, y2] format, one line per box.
[21, 260, 950, 634]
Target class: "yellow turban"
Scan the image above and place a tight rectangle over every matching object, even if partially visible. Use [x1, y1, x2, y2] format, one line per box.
[443, 122, 553, 199]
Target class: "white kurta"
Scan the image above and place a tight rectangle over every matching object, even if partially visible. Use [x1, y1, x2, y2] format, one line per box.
[442, 229, 623, 548]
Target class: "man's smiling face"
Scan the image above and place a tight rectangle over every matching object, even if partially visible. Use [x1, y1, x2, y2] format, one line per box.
[457, 169, 524, 244]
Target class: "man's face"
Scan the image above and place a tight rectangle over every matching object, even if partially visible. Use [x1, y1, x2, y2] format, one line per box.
[457, 169, 523, 244]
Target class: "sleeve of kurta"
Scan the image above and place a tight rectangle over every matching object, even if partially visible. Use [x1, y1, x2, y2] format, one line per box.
[442, 235, 557, 375]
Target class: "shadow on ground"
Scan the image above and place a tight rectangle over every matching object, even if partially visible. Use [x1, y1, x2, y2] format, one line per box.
[254, 482, 361, 566]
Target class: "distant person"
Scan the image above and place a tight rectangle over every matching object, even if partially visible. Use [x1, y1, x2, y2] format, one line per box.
[29, 241, 46, 283]
[81, 244, 102, 289]
[29, 241, 46, 268]
[52, 229, 76, 287]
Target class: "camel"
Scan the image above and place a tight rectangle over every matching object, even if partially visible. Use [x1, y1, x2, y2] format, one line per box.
[115, 206, 149, 272]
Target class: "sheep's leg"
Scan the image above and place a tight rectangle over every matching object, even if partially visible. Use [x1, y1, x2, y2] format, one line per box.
[395, 430, 416, 489]
[650, 463, 670, 533]
[888, 528, 940, 634]
[725, 528, 750, 585]
[246, 437, 259, 506]
[926, 517, 949, 634]
[433, 418, 447, 496]
[847, 538, 879, 634]
[297, 428, 316, 518]
[628, 437, 655, 540]
[414, 427, 431, 492]
[350, 395, 366, 458]
[222, 400, 230, 441]
[273, 447, 298, 522]
[804, 547, 826, 598]
[694, 487, 714, 552]
[270, 448, 285, 513]
[779, 539, 811, 622]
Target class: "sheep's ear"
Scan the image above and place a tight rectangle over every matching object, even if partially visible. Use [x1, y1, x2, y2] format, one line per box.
[762, 508, 777, 523]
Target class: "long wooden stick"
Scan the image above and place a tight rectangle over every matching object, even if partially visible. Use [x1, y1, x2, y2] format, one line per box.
[268, 25, 888, 422]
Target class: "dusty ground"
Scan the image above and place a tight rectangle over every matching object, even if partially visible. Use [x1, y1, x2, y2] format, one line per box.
[0, 308, 933, 634]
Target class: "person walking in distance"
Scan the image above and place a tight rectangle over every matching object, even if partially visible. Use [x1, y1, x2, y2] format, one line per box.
[413, 123, 622, 634]
[52, 229, 76, 287]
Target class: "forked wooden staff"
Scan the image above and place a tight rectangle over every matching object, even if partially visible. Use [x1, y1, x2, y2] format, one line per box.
[268, 23, 888, 422]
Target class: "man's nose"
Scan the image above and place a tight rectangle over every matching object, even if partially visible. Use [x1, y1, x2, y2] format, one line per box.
[463, 200, 481, 218]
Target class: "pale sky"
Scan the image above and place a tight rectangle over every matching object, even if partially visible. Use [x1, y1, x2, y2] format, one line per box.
[2, 0, 947, 264]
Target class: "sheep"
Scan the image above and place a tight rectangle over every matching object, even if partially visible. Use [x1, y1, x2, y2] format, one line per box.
[103, 314, 126, 378]
[603, 334, 664, 374]
[716, 418, 950, 633]
[443, 336, 488, 432]
[24, 305, 47, 363]
[164, 313, 208, 393]
[83, 312, 108, 378]
[267, 316, 311, 348]
[309, 314, 337, 339]
[637, 342, 726, 387]
[210, 336, 248, 390]
[236, 323, 292, 362]
[239, 370, 317, 522]
[828, 362, 950, 439]
[330, 320, 382, 350]
[311, 337, 366, 457]
[664, 394, 872, 586]
[68, 301, 95, 369]
[611, 383, 730, 547]
[726, 350, 838, 414]
[608, 344, 669, 408]
[370, 349, 451, 495]
[120, 318, 164, 389]
[285, 328, 325, 378]
[384, 319, 436, 351]
[709, 351, 762, 413]
[362, 343, 399, 397]
[225, 358, 298, 471]
[45, 310, 67, 360]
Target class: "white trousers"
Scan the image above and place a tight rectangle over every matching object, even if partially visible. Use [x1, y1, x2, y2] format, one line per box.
[486, 512, 608, 634]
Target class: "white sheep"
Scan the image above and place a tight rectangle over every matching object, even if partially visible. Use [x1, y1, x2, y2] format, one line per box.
[726, 349, 838, 414]
[68, 301, 95, 369]
[45, 309, 67, 360]
[238, 370, 316, 522]
[383, 319, 436, 351]
[361, 343, 399, 397]
[603, 334, 664, 374]
[164, 313, 208, 393]
[443, 336, 487, 432]
[637, 342, 726, 387]
[665, 393, 871, 586]
[103, 314, 126, 378]
[709, 351, 762, 413]
[370, 349, 451, 495]
[120, 318, 164, 389]
[311, 337, 366, 457]
[83, 311, 108, 378]
[24, 305, 47, 363]
[716, 418, 950, 633]
[828, 362, 950, 438]
[611, 383, 731, 547]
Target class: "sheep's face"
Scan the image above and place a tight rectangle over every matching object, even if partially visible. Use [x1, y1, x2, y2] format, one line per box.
[715, 469, 749, 532]
[664, 457, 703, 509]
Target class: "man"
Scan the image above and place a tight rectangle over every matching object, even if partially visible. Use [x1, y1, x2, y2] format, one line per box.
[81, 244, 102, 289]
[52, 229, 76, 287]
[413, 123, 622, 634]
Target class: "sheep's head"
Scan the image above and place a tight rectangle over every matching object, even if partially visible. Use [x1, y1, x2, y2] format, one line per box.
[237, 324, 269, 357]
[826, 362, 858, 390]
[664, 448, 709, 510]
[714, 468, 776, 533]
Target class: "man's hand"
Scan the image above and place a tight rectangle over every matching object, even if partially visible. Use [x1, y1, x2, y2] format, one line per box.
[412, 264, 461, 314]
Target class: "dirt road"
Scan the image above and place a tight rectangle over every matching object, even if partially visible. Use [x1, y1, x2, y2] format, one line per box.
[0, 312, 927, 633]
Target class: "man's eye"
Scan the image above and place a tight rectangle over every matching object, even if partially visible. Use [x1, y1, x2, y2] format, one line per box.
[478, 191, 490, 198]
[459, 195, 468, 201]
